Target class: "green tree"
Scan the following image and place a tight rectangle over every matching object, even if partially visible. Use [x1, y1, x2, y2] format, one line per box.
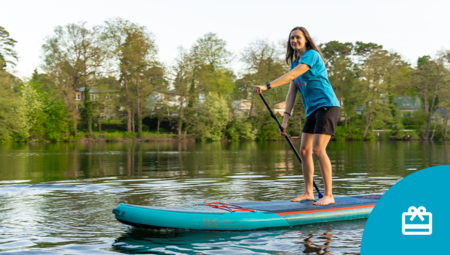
[171, 47, 193, 138]
[0, 71, 26, 141]
[142, 63, 168, 130]
[413, 55, 435, 114]
[104, 18, 164, 136]
[41, 22, 106, 136]
[320, 41, 356, 127]
[189, 32, 234, 100]
[238, 39, 289, 141]
[104, 17, 139, 132]
[124, 27, 164, 138]
[240, 39, 288, 117]
[177, 33, 235, 138]
[185, 94, 230, 141]
[420, 53, 450, 139]
[0, 28, 25, 141]
[354, 42, 408, 139]
[412, 54, 450, 139]
[23, 77, 71, 141]
[78, 24, 107, 136]
[0, 26, 18, 69]
[95, 76, 121, 130]
[440, 49, 450, 139]
[320, 41, 354, 97]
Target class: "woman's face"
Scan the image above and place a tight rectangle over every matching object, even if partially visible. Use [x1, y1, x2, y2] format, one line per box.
[290, 29, 307, 50]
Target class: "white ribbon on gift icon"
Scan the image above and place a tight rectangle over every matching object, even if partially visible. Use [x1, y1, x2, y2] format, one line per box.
[408, 206, 427, 221]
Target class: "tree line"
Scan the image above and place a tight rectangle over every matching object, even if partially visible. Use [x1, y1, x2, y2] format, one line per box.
[1, 20, 450, 142]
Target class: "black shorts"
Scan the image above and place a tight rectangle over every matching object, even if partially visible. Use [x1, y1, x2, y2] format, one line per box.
[302, 106, 340, 136]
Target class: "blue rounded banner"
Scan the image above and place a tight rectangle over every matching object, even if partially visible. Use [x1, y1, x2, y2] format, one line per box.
[362, 165, 450, 254]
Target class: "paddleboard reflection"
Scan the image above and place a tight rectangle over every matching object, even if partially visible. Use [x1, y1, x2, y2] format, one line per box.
[112, 219, 367, 254]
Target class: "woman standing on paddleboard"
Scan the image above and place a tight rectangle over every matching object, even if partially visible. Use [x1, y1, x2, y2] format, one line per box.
[253, 27, 340, 205]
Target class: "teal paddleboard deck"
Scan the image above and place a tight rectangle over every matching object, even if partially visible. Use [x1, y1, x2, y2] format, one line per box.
[112, 194, 381, 231]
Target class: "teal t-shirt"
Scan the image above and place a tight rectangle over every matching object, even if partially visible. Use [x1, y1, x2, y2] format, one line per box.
[290, 49, 340, 117]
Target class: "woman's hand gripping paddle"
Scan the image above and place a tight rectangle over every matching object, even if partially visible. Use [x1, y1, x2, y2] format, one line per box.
[258, 93, 323, 199]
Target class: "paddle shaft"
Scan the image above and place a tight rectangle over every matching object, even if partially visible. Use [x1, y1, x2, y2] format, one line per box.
[258, 93, 322, 196]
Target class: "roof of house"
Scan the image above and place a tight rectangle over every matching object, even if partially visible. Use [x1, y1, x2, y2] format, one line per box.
[393, 96, 421, 110]
[355, 106, 365, 111]
[435, 109, 449, 115]
[76, 86, 116, 93]
[354, 96, 421, 112]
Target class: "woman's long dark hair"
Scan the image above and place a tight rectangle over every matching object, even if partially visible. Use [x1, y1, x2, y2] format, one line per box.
[285, 27, 326, 66]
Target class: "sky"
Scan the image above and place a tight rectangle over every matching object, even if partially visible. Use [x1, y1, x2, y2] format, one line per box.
[2, 0, 450, 78]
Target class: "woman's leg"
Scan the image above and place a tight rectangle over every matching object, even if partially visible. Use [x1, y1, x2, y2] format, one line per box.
[291, 133, 315, 202]
[312, 133, 334, 205]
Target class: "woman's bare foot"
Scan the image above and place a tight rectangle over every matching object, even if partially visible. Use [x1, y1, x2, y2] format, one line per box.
[313, 195, 335, 205]
[291, 193, 315, 202]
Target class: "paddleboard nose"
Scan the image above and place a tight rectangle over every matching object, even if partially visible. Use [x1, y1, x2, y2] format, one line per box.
[113, 204, 127, 218]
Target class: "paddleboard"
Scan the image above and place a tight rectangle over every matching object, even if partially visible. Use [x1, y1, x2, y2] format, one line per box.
[112, 194, 381, 231]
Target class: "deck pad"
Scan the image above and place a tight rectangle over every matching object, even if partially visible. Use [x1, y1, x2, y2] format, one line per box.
[233, 195, 381, 214]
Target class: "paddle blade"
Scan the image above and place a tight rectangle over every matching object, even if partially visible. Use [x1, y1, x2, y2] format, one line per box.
[318, 190, 324, 199]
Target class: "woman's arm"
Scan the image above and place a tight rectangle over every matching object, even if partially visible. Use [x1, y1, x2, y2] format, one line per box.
[284, 80, 297, 118]
[280, 81, 297, 137]
[253, 63, 310, 93]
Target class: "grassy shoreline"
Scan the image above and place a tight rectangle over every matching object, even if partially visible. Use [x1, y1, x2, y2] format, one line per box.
[4, 130, 442, 143]
[21, 131, 194, 143]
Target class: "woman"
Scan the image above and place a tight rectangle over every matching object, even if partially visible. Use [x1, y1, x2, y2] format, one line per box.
[253, 27, 340, 205]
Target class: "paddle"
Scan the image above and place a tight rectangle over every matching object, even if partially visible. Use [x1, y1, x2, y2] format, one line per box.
[258, 93, 323, 199]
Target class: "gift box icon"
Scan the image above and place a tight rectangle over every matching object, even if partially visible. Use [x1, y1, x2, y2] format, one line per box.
[402, 206, 432, 235]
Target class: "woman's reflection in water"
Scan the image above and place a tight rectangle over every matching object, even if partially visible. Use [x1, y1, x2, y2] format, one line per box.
[298, 230, 333, 254]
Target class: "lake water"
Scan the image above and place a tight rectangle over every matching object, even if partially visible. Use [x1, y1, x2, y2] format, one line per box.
[0, 141, 448, 254]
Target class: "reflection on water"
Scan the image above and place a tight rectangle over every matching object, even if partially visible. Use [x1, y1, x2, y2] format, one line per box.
[0, 141, 448, 254]
[113, 220, 365, 254]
